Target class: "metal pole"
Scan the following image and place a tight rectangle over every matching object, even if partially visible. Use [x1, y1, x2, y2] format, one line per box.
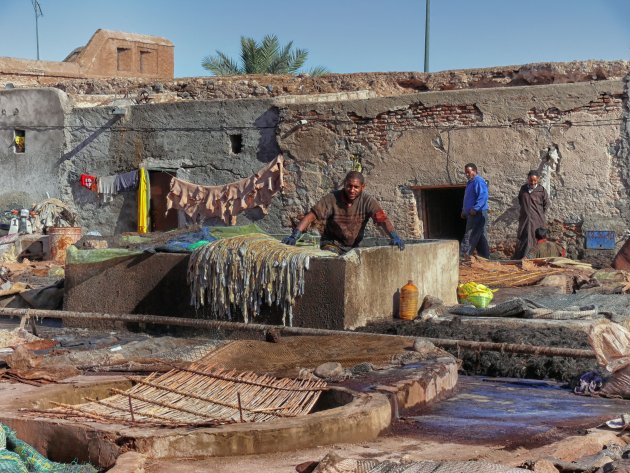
[35, 12, 39, 60]
[0, 308, 596, 359]
[31, 0, 42, 60]
[424, 0, 430, 72]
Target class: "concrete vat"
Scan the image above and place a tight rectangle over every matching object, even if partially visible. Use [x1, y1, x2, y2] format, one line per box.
[65, 240, 459, 329]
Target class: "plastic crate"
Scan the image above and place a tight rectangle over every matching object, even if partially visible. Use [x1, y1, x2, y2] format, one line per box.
[585, 231, 616, 250]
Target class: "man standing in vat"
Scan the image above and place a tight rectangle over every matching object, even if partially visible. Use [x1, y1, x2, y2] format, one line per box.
[460, 163, 490, 259]
[282, 171, 405, 255]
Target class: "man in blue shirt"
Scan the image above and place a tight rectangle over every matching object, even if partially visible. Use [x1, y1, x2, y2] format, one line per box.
[461, 163, 490, 258]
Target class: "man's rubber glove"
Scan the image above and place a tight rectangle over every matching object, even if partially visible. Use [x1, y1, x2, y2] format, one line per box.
[282, 229, 302, 245]
[389, 232, 405, 251]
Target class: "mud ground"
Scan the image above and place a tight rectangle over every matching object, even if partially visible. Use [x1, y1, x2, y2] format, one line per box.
[359, 318, 597, 382]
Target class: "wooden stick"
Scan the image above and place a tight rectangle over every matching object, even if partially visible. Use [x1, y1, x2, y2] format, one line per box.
[422, 338, 595, 358]
[237, 392, 244, 423]
[128, 395, 135, 422]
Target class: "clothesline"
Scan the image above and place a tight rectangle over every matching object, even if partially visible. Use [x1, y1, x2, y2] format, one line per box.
[76, 155, 285, 229]
[166, 155, 285, 226]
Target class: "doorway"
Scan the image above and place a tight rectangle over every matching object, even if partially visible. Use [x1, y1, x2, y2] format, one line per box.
[149, 171, 179, 231]
[413, 185, 466, 241]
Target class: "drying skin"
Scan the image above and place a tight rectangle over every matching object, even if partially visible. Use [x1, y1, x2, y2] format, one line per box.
[166, 155, 284, 225]
[188, 234, 333, 325]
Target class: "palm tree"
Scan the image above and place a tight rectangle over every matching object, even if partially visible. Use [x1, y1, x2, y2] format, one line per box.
[202, 35, 328, 76]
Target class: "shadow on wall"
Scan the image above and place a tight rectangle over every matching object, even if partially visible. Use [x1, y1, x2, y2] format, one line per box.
[114, 192, 139, 234]
[254, 108, 281, 164]
[492, 195, 520, 227]
[59, 116, 122, 164]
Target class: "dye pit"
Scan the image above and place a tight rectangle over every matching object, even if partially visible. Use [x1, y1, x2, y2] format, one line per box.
[392, 376, 630, 450]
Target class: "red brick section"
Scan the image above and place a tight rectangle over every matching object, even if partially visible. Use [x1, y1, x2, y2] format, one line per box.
[527, 93, 623, 125]
[287, 103, 483, 150]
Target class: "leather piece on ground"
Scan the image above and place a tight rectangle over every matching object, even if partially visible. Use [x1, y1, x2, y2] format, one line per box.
[18, 280, 64, 309]
[0, 282, 29, 297]
[19, 339, 58, 351]
[2, 366, 79, 384]
[4, 344, 43, 370]
[601, 365, 630, 399]
[613, 239, 630, 270]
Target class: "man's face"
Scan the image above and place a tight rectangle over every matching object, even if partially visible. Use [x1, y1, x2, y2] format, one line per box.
[528, 175, 539, 187]
[464, 166, 477, 181]
[344, 178, 365, 202]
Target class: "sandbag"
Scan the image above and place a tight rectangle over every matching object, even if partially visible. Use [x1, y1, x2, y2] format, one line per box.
[588, 320, 630, 373]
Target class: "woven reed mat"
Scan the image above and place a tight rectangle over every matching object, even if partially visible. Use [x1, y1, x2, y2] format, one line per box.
[459, 256, 590, 288]
[199, 335, 419, 377]
[30, 364, 327, 427]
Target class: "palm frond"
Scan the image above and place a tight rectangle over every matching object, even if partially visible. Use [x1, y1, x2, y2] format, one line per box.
[201, 35, 326, 76]
[286, 48, 308, 74]
[258, 35, 280, 73]
[201, 50, 241, 76]
[240, 36, 260, 74]
[305, 65, 330, 77]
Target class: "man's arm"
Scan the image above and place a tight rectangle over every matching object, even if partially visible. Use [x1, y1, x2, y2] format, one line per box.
[373, 210, 404, 250]
[296, 212, 317, 232]
[282, 211, 317, 245]
[471, 179, 488, 215]
[543, 188, 550, 213]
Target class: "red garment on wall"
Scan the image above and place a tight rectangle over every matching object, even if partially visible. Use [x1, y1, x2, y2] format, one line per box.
[80, 174, 98, 192]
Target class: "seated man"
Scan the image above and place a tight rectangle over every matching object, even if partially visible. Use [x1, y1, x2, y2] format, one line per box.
[526, 227, 566, 259]
[282, 171, 404, 254]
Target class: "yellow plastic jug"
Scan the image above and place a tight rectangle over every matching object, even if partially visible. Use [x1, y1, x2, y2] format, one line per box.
[399, 280, 419, 320]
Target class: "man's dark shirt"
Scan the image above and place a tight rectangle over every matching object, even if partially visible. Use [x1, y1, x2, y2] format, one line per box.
[311, 190, 383, 250]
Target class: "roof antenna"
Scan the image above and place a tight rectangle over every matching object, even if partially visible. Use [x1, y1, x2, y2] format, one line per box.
[31, 0, 43, 60]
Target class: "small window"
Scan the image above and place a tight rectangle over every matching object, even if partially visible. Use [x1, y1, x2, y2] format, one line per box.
[14, 130, 25, 154]
[117, 47, 132, 71]
[230, 134, 243, 154]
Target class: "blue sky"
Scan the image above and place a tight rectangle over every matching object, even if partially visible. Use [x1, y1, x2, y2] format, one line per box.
[1, 0, 629, 77]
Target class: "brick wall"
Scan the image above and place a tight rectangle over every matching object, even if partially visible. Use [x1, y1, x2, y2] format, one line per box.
[527, 93, 623, 125]
[288, 102, 482, 151]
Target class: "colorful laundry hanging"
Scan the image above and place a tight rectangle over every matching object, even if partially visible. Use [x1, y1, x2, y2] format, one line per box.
[166, 155, 284, 226]
[137, 168, 149, 234]
[114, 170, 139, 193]
[80, 174, 97, 192]
[97, 175, 117, 203]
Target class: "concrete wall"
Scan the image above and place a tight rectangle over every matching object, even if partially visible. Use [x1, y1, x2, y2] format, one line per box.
[60, 99, 281, 234]
[64, 241, 459, 329]
[276, 80, 628, 257]
[0, 88, 69, 209]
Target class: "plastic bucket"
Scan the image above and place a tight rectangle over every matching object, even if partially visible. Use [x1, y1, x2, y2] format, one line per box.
[47, 227, 82, 263]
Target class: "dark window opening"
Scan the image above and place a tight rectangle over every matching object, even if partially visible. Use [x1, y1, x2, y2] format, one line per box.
[230, 134, 243, 154]
[14, 129, 25, 154]
[149, 171, 180, 231]
[117, 47, 132, 71]
[414, 185, 467, 242]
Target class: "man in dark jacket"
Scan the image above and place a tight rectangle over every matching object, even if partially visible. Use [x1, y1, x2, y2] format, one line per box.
[514, 170, 549, 259]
